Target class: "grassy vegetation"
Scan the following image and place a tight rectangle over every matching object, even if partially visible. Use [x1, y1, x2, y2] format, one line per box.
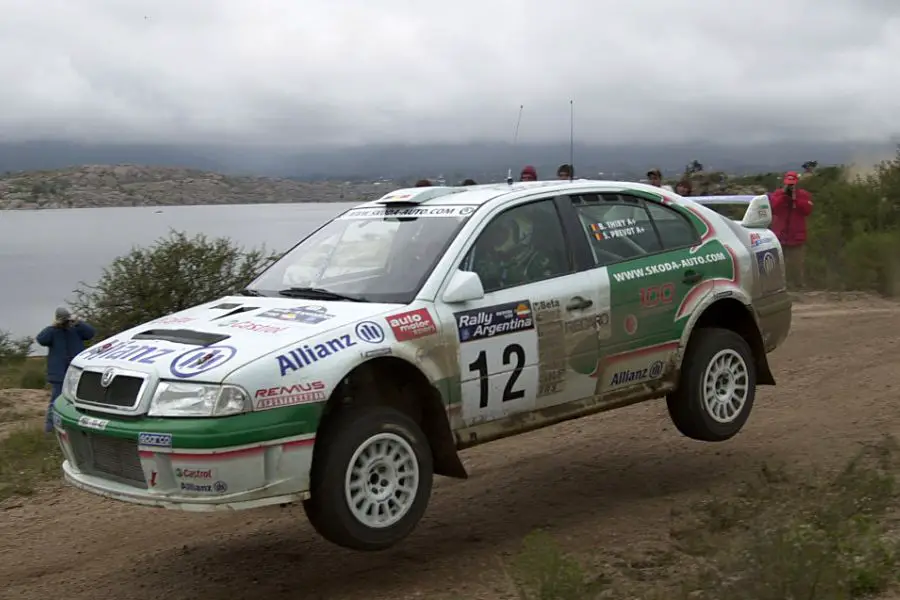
[0, 331, 45, 391]
[0, 424, 63, 502]
[505, 436, 900, 599]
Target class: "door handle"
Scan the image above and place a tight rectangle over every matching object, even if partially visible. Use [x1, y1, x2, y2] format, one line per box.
[566, 296, 593, 311]
[683, 270, 702, 284]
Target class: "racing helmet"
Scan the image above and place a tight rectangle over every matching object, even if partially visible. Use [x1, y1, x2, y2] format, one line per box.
[484, 214, 533, 261]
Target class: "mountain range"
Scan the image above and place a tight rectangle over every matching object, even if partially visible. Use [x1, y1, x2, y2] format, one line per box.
[1, 139, 895, 181]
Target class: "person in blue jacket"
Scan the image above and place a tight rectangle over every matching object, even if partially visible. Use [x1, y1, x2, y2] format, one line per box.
[35, 307, 95, 432]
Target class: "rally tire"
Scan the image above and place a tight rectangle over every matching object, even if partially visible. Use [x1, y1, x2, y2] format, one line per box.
[303, 405, 434, 551]
[666, 327, 756, 442]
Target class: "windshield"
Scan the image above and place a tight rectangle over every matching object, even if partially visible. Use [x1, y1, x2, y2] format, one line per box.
[246, 204, 476, 304]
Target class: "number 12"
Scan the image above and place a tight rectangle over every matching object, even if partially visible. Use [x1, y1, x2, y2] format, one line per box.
[467, 343, 526, 409]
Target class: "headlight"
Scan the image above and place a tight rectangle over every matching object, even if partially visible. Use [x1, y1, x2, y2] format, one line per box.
[63, 366, 81, 400]
[148, 382, 250, 417]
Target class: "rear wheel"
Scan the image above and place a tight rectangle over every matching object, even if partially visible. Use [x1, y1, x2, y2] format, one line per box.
[666, 327, 756, 442]
[303, 405, 433, 551]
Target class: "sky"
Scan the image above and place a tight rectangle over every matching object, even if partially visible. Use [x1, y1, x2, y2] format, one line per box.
[1, 0, 899, 148]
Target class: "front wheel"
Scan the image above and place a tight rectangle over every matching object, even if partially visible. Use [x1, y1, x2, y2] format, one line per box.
[303, 405, 434, 551]
[666, 327, 757, 442]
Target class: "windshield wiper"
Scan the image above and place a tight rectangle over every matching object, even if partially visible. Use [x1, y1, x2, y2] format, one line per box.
[277, 287, 365, 302]
[238, 289, 264, 296]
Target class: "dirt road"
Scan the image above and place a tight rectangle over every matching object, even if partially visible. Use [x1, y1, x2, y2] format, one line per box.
[2, 294, 900, 600]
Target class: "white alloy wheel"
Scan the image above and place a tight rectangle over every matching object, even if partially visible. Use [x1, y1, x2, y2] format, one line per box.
[344, 432, 420, 529]
[701, 348, 749, 424]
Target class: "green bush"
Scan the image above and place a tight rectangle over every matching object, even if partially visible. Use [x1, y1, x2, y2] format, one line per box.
[0, 330, 31, 366]
[70, 230, 279, 340]
[675, 150, 900, 295]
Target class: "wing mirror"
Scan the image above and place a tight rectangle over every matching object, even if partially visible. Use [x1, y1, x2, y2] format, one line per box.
[740, 194, 773, 229]
[442, 270, 485, 303]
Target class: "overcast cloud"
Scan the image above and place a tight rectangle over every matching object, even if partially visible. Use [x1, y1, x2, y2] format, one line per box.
[1, 0, 898, 147]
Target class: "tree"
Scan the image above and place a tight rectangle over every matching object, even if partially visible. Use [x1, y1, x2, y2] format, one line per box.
[70, 230, 278, 340]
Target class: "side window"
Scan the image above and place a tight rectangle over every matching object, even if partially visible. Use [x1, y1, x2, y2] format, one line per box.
[645, 202, 700, 249]
[463, 199, 570, 293]
[571, 196, 661, 267]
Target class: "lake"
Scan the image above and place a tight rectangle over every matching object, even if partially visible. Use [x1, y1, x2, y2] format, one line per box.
[0, 203, 358, 348]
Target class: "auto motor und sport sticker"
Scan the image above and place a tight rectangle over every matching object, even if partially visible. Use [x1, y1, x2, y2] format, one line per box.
[386, 308, 437, 341]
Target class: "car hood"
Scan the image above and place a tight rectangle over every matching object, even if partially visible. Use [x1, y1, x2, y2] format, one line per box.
[70, 295, 405, 381]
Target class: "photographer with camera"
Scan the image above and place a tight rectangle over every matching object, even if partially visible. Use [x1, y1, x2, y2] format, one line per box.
[35, 307, 95, 433]
[769, 171, 814, 289]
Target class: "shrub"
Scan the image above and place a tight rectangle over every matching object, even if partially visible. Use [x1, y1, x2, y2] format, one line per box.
[0, 330, 31, 366]
[799, 151, 900, 294]
[70, 230, 279, 340]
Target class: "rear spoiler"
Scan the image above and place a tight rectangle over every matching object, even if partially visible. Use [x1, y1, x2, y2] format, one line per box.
[690, 194, 772, 229]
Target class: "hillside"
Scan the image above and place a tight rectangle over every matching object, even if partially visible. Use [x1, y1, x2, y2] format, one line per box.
[0, 165, 387, 210]
[0, 164, 781, 210]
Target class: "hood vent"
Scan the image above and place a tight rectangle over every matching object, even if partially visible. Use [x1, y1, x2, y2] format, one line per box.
[210, 306, 259, 321]
[131, 329, 230, 346]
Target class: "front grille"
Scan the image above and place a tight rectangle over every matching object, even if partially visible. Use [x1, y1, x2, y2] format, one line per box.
[76, 371, 144, 408]
[67, 430, 147, 489]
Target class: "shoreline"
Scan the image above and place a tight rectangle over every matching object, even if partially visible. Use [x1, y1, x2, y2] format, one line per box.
[0, 198, 366, 211]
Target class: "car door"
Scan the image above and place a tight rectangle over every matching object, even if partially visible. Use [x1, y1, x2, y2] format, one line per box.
[565, 192, 701, 394]
[442, 196, 608, 428]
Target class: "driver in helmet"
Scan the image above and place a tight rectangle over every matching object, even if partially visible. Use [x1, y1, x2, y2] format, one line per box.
[473, 212, 554, 290]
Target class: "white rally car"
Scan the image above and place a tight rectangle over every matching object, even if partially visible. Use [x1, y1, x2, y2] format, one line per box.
[53, 180, 791, 551]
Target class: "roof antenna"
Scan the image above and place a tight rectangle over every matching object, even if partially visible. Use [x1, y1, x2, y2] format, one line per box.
[568, 99, 575, 181]
[507, 104, 524, 185]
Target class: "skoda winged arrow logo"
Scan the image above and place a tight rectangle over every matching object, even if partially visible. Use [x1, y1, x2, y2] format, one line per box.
[100, 367, 116, 388]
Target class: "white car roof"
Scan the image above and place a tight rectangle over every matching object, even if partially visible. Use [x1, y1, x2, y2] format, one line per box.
[356, 179, 679, 210]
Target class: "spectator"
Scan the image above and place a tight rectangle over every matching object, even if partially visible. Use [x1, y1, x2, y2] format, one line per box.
[414, 179, 432, 187]
[646, 168, 674, 192]
[520, 165, 538, 181]
[556, 164, 573, 180]
[675, 179, 693, 196]
[35, 307, 95, 433]
[460, 178, 477, 186]
[769, 171, 814, 288]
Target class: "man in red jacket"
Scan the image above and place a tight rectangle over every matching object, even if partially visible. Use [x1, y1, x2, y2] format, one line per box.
[769, 171, 814, 288]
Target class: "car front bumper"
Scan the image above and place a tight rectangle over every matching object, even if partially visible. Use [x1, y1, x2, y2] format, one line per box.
[53, 397, 319, 511]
